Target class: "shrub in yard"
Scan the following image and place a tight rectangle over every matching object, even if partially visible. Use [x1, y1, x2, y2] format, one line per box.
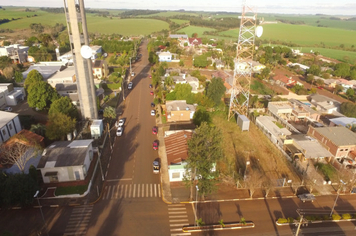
[322, 215, 330, 220]
[314, 215, 322, 220]
[342, 213, 352, 220]
[305, 216, 316, 221]
[240, 217, 246, 225]
[353, 214, 356, 219]
[277, 218, 288, 224]
[332, 214, 341, 220]
[287, 217, 294, 223]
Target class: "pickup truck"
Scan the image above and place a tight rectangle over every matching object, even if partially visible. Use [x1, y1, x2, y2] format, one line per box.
[298, 193, 316, 203]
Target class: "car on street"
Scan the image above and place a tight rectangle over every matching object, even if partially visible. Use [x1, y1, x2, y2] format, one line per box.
[149, 75, 152, 79]
[149, 84, 153, 88]
[153, 161, 160, 174]
[118, 119, 125, 127]
[131, 72, 135, 77]
[153, 141, 158, 150]
[298, 193, 315, 202]
[128, 82, 133, 90]
[2, 107, 12, 112]
[116, 126, 123, 136]
[151, 102, 155, 108]
[151, 110, 156, 116]
[152, 126, 158, 134]
[150, 91, 154, 95]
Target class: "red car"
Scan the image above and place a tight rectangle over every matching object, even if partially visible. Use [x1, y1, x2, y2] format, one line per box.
[153, 141, 158, 150]
[152, 127, 158, 135]
[149, 75, 152, 79]
[150, 91, 154, 95]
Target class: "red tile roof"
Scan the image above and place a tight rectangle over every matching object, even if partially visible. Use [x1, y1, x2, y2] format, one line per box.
[164, 131, 192, 165]
[188, 38, 202, 46]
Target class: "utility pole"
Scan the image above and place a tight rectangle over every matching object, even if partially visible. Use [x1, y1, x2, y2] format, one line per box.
[295, 214, 304, 236]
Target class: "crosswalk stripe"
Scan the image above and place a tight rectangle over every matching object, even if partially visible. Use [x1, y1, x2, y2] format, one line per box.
[169, 211, 187, 215]
[111, 185, 116, 199]
[158, 184, 161, 197]
[170, 233, 191, 236]
[168, 208, 186, 211]
[115, 184, 119, 199]
[169, 204, 185, 207]
[107, 186, 112, 200]
[102, 183, 163, 199]
[170, 223, 187, 227]
[146, 184, 148, 197]
[169, 219, 188, 223]
[170, 228, 184, 232]
[154, 184, 157, 197]
[169, 215, 187, 218]
[128, 184, 132, 198]
[142, 184, 144, 198]
[133, 184, 136, 198]
[138, 184, 140, 197]
[150, 184, 153, 197]
[119, 185, 124, 198]
[124, 184, 128, 198]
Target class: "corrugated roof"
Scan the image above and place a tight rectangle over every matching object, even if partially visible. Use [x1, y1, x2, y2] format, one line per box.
[314, 126, 356, 146]
[164, 130, 192, 165]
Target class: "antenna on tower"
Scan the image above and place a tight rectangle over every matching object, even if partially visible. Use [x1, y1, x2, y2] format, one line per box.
[228, 0, 262, 121]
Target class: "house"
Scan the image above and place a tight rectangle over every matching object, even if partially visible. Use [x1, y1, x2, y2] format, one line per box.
[188, 38, 202, 47]
[0, 44, 29, 63]
[37, 140, 94, 183]
[165, 100, 196, 123]
[288, 63, 310, 72]
[211, 70, 234, 93]
[235, 60, 266, 73]
[208, 57, 224, 69]
[308, 94, 340, 114]
[323, 79, 337, 88]
[0, 130, 44, 174]
[272, 74, 297, 87]
[337, 79, 353, 92]
[158, 51, 172, 62]
[90, 45, 102, 60]
[255, 116, 292, 147]
[92, 60, 108, 79]
[289, 99, 320, 122]
[185, 75, 200, 93]
[284, 134, 333, 162]
[58, 45, 102, 63]
[329, 117, 356, 128]
[164, 130, 193, 182]
[58, 51, 73, 64]
[0, 83, 26, 107]
[307, 126, 356, 159]
[47, 66, 76, 88]
[169, 34, 188, 39]
[22, 62, 67, 80]
[55, 83, 79, 105]
[0, 111, 22, 144]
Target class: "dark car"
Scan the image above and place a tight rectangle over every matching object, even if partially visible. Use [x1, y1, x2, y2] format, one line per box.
[151, 102, 155, 108]
[153, 141, 158, 150]
[149, 84, 153, 88]
[98, 109, 104, 115]
[152, 126, 158, 135]
[153, 161, 160, 174]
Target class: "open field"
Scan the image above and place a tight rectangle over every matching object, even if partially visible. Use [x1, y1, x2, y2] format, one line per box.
[170, 19, 189, 25]
[218, 28, 239, 38]
[138, 11, 199, 17]
[261, 23, 356, 48]
[176, 25, 216, 37]
[212, 112, 301, 184]
[0, 12, 66, 29]
[300, 47, 356, 64]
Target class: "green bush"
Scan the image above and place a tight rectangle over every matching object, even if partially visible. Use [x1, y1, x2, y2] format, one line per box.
[332, 214, 341, 221]
[353, 214, 356, 219]
[107, 83, 121, 90]
[287, 217, 294, 223]
[342, 213, 352, 220]
[277, 218, 288, 224]
[323, 215, 330, 220]
[305, 216, 316, 221]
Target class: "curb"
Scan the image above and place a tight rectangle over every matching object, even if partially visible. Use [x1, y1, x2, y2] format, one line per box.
[276, 218, 356, 226]
[182, 222, 255, 232]
[180, 195, 298, 204]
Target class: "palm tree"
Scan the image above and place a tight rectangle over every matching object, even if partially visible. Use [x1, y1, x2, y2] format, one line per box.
[30, 123, 46, 137]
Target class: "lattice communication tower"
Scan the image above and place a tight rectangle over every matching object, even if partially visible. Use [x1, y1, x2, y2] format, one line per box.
[228, 1, 258, 120]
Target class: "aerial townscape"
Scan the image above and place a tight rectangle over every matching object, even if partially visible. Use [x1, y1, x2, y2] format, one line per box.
[1, 0, 356, 235]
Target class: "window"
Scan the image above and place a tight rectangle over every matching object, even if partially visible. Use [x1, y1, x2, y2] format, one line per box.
[2, 129, 6, 136]
[74, 171, 80, 180]
[8, 124, 12, 130]
[172, 172, 180, 179]
[340, 149, 344, 151]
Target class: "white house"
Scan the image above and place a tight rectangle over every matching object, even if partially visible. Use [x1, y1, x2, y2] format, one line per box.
[22, 62, 67, 80]
[0, 83, 26, 107]
[158, 51, 172, 62]
[47, 66, 76, 87]
[37, 140, 94, 183]
[0, 44, 29, 63]
[0, 111, 22, 144]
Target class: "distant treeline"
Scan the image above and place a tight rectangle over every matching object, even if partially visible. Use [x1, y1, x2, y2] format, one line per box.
[276, 19, 305, 25]
[171, 15, 240, 30]
[40, 7, 64, 13]
[120, 10, 163, 17]
[0, 19, 10, 25]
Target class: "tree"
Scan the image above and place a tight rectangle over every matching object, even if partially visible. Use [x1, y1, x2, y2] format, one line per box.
[306, 74, 315, 84]
[164, 76, 174, 91]
[179, 60, 184, 67]
[48, 96, 78, 119]
[27, 81, 59, 110]
[184, 122, 223, 200]
[30, 123, 46, 137]
[206, 78, 225, 107]
[346, 88, 355, 98]
[0, 56, 12, 69]
[2, 66, 14, 80]
[334, 84, 344, 94]
[245, 170, 263, 198]
[24, 70, 43, 90]
[45, 113, 76, 140]
[308, 64, 321, 76]
[350, 69, 356, 80]
[193, 108, 211, 126]
[260, 67, 271, 80]
[334, 63, 350, 78]
[0, 135, 42, 173]
[340, 102, 356, 118]
[148, 51, 158, 64]
[193, 54, 209, 68]
[14, 70, 23, 83]
[103, 106, 116, 121]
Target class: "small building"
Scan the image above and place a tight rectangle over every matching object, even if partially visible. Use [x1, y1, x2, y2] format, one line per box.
[288, 63, 310, 72]
[237, 114, 250, 131]
[55, 83, 79, 105]
[164, 130, 193, 182]
[165, 100, 196, 123]
[256, 116, 291, 147]
[169, 34, 188, 39]
[22, 62, 67, 80]
[0, 44, 29, 63]
[0, 111, 22, 144]
[37, 140, 94, 183]
[329, 117, 356, 127]
[0, 83, 26, 107]
[91, 119, 104, 138]
[47, 66, 76, 88]
[92, 60, 108, 79]
[308, 94, 340, 114]
[158, 51, 172, 62]
[188, 38, 202, 47]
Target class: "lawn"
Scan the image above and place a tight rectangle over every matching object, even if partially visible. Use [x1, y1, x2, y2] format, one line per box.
[261, 23, 356, 48]
[55, 185, 88, 196]
[212, 111, 300, 184]
[300, 47, 356, 64]
[314, 163, 338, 182]
[218, 28, 239, 38]
[176, 25, 216, 38]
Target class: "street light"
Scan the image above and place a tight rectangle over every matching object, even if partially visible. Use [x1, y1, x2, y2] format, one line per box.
[33, 191, 49, 236]
[330, 180, 346, 217]
[195, 185, 199, 226]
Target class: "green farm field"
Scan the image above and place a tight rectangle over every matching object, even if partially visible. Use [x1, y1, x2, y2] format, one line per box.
[176, 25, 216, 37]
[138, 11, 199, 17]
[301, 47, 356, 64]
[170, 19, 189, 25]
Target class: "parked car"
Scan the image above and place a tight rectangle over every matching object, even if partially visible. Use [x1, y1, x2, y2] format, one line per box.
[149, 84, 153, 88]
[118, 118, 125, 127]
[150, 91, 154, 95]
[152, 126, 158, 135]
[116, 126, 123, 136]
[131, 72, 135, 77]
[153, 141, 158, 150]
[128, 82, 133, 90]
[98, 109, 104, 115]
[2, 107, 12, 112]
[151, 102, 155, 108]
[153, 161, 160, 174]
[151, 110, 156, 116]
[298, 193, 315, 203]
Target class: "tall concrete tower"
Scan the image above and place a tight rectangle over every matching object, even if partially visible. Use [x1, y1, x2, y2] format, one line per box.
[63, 0, 98, 119]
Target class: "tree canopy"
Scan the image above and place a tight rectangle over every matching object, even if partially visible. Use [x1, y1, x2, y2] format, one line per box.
[27, 81, 59, 110]
[206, 77, 225, 107]
[45, 113, 76, 140]
[48, 96, 78, 119]
[24, 70, 43, 90]
[103, 106, 116, 120]
[340, 102, 356, 118]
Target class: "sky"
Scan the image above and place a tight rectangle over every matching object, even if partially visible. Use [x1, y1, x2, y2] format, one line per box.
[2, 0, 356, 15]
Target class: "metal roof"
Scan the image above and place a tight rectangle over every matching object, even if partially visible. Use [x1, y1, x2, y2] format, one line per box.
[314, 126, 356, 146]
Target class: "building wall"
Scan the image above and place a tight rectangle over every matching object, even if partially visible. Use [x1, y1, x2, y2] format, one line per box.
[0, 116, 22, 144]
[0, 92, 6, 108]
[168, 166, 186, 182]
[40, 165, 85, 183]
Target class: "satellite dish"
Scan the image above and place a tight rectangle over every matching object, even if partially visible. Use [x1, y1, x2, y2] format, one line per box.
[80, 45, 92, 59]
[255, 26, 263, 38]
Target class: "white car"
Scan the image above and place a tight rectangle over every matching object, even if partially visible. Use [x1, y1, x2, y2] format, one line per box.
[118, 119, 125, 127]
[128, 82, 133, 90]
[151, 110, 156, 116]
[116, 126, 123, 136]
[3, 107, 12, 112]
